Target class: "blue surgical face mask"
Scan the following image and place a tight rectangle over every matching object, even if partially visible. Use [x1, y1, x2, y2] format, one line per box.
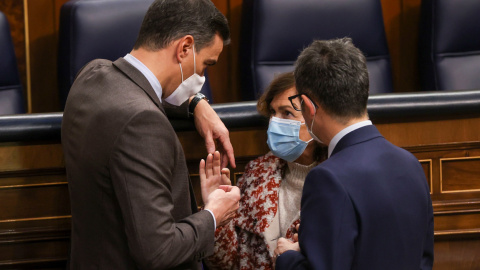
[267, 117, 313, 162]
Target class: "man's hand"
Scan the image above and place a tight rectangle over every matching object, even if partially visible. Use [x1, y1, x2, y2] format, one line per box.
[200, 152, 238, 226]
[193, 99, 236, 168]
[293, 223, 300, 242]
[204, 185, 240, 227]
[274, 238, 300, 258]
[199, 151, 231, 204]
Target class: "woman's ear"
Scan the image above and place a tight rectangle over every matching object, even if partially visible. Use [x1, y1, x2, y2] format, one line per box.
[175, 35, 194, 63]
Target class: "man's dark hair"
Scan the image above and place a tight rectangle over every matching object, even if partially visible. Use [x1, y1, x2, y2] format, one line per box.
[294, 38, 369, 122]
[134, 0, 230, 52]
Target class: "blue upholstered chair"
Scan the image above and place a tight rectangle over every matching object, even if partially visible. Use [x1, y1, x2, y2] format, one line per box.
[58, 0, 213, 109]
[240, 0, 394, 100]
[418, 0, 480, 91]
[0, 11, 26, 115]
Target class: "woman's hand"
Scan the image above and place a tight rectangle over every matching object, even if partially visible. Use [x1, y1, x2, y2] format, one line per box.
[274, 237, 300, 258]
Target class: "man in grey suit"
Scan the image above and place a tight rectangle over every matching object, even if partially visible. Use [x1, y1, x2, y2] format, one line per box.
[61, 0, 240, 269]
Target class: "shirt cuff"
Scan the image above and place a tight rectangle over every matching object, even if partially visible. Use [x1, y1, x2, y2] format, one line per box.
[204, 209, 216, 230]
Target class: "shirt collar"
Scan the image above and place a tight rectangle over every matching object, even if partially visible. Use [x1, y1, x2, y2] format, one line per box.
[328, 120, 372, 158]
[124, 54, 162, 103]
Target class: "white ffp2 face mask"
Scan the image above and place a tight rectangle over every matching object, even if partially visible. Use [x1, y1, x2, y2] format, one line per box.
[164, 45, 205, 106]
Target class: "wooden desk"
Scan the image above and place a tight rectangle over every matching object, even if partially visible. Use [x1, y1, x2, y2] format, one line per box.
[1, 91, 480, 269]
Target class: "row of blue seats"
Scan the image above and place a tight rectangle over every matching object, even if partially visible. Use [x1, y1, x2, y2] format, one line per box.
[1, 0, 480, 115]
[0, 12, 25, 115]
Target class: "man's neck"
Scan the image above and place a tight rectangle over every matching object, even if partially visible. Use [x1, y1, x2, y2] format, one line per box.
[341, 117, 370, 129]
[326, 116, 371, 157]
[324, 115, 369, 146]
[130, 48, 177, 98]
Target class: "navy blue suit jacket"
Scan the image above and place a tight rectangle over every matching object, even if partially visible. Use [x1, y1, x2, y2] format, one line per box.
[276, 125, 434, 270]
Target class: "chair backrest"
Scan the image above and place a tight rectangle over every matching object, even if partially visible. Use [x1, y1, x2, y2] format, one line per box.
[418, 0, 480, 91]
[58, 0, 213, 108]
[239, 0, 393, 100]
[0, 11, 25, 115]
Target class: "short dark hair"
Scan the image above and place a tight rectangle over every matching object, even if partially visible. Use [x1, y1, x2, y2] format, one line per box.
[257, 72, 295, 117]
[134, 0, 230, 52]
[294, 38, 369, 122]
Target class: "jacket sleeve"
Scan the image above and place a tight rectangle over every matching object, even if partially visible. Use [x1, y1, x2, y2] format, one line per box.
[163, 99, 190, 119]
[275, 250, 310, 270]
[421, 193, 434, 270]
[276, 168, 358, 270]
[109, 108, 214, 269]
[206, 220, 239, 269]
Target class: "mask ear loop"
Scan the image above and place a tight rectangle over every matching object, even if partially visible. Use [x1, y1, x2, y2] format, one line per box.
[302, 97, 318, 143]
[299, 122, 314, 143]
[193, 44, 197, 75]
[179, 43, 195, 82]
[179, 63, 184, 82]
[308, 99, 317, 133]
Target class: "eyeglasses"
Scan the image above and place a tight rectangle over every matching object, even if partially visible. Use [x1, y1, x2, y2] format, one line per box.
[288, 94, 318, 111]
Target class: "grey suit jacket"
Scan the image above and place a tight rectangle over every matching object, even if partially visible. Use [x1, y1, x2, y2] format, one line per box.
[62, 58, 214, 270]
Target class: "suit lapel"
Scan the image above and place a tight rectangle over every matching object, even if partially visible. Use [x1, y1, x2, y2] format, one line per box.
[112, 58, 165, 114]
[331, 125, 383, 157]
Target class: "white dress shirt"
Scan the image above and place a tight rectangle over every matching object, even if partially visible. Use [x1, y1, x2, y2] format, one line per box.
[124, 54, 163, 103]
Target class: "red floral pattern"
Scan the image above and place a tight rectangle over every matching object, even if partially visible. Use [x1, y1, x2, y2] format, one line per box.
[207, 152, 299, 270]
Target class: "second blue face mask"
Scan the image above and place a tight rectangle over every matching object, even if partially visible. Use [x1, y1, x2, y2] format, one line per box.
[267, 116, 313, 162]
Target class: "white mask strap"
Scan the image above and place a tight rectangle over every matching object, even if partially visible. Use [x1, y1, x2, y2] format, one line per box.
[301, 121, 314, 143]
[179, 62, 183, 82]
[179, 43, 196, 82]
[310, 100, 317, 132]
[193, 44, 196, 75]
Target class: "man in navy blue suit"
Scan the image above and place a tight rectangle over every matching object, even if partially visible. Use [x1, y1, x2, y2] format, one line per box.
[275, 38, 434, 270]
